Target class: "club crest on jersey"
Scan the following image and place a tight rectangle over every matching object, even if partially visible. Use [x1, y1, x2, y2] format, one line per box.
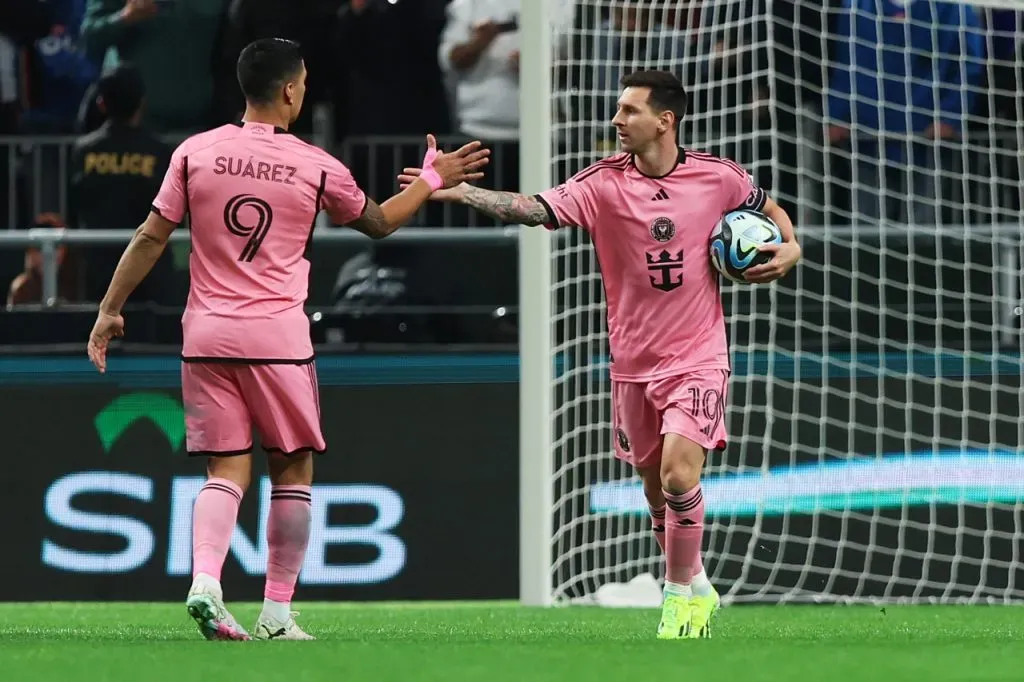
[615, 428, 631, 452]
[650, 217, 675, 243]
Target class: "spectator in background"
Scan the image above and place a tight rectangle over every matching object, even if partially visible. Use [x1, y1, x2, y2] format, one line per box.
[439, 0, 520, 192]
[7, 212, 82, 306]
[70, 64, 174, 304]
[825, 0, 984, 226]
[20, 0, 100, 133]
[81, 0, 228, 133]
[0, 0, 55, 233]
[0, 0, 54, 131]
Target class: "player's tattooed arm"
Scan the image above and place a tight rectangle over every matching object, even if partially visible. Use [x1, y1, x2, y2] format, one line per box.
[346, 198, 396, 240]
[461, 186, 550, 226]
[345, 184, 434, 239]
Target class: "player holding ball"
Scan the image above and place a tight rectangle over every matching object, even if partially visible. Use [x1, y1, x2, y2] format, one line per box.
[400, 70, 801, 639]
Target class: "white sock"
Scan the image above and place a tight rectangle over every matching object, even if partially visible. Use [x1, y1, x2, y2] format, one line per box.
[691, 570, 714, 597]
[192, 572, 222, 599]
[663, 580, 692, 598]
[262, 598, 291, 622]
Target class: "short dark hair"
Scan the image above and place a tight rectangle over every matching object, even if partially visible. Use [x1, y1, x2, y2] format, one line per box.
[97, 64, 145, 122]
[620, 70, 688, 128]
[236, 38, 304, 105]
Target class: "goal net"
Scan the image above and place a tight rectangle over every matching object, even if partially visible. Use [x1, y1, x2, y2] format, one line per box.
[542, 0, 1024, 605]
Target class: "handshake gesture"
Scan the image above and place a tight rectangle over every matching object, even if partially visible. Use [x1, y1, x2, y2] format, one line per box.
[414, 134, 490, 194]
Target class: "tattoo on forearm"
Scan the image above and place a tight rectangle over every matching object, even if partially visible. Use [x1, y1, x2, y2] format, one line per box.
[463, 186, 549, 226]
[348, 200, 393, 239]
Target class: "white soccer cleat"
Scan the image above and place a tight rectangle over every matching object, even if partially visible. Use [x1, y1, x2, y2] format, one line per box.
[253, 611, 316, 641]
[185, 583, 251, 641]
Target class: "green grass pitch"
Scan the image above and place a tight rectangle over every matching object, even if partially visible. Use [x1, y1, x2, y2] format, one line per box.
[1, 602, 1021, 681]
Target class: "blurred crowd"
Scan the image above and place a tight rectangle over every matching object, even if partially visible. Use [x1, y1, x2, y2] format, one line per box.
[0, 0, 1021, 344]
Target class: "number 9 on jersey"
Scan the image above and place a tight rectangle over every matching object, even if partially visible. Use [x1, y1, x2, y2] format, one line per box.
[709, 209, 783, 284]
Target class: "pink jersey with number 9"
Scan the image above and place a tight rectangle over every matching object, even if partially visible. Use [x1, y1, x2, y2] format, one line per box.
[151, 121, 367, 361]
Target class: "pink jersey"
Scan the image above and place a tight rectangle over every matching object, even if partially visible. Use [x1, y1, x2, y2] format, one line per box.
[151, 121, 367, 361]
[536, 148, 767, 382]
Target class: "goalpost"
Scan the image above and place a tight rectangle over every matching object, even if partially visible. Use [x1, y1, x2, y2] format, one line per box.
[518, 0, 555, 608]
[520, 0, 1024, 607]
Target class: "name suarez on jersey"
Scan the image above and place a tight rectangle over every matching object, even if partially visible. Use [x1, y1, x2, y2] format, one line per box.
[213, 156, 297, 185]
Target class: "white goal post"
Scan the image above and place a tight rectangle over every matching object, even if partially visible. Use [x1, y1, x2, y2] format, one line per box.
[518, 0, 555, 607]
[519, 0, 1024, 607]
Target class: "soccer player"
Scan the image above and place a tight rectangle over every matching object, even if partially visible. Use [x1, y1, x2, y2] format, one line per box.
[86, 38, 489, 641]
[399, 70, 801, 639]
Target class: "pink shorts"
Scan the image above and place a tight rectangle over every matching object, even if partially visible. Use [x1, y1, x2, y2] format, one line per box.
[181, 361, 326, 457]
[611, 369, 730, 470]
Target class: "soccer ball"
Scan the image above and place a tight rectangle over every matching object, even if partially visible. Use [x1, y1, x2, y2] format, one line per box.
[708, 210, 783, 283]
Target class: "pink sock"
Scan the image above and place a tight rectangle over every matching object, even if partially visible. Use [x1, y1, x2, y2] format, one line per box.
[192, 478, 244, 581]
[649, 502, 666, 552]
[663, 485, 705, 585]
[265, 485, 312, 603]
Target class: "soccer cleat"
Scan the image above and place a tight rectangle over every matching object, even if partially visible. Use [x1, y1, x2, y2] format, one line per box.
[253, 611, 315, 641]
[656, 593, 692, 640]
[687, 587, 721, 639]
[185, 584, 251, 641]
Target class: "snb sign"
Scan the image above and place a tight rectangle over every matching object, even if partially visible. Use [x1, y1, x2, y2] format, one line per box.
[43, 472, 407, 585]
[4, 381, 518, 600]
[41, 391, 407, 585]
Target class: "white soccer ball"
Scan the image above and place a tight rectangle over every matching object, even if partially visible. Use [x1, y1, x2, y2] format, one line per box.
[709, 210, 783, 283]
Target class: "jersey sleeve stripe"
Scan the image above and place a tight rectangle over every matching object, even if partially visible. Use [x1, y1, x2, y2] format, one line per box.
[571, 158, 630, 183]
[534, 193, 559, 228]
[314, 170, 327, 215]
[687, 150, 748, 179]
[569, 154, 630, 183]
[306, 170, 327, 250]
[182, 155, 191, 216]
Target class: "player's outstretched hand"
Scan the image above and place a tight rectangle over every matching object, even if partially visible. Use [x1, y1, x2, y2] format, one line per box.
[404, 135, 488, 200]
[398, 166, 468, 202]
[87, 310, 125, 374]
[743, 241, 802, 284]
[424, 134, 490, 189]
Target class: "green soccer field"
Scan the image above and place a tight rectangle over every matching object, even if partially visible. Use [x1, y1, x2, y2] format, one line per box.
[1, 602, 1021, 681]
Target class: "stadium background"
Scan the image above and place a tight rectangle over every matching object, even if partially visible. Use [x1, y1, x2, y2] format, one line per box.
[1, 0, 1022, 604]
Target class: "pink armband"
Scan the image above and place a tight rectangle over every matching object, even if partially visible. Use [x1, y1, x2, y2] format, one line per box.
[420, 146, 444, 191]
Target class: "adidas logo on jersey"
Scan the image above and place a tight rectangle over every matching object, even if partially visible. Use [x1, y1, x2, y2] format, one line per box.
[651, 188, 669, 201]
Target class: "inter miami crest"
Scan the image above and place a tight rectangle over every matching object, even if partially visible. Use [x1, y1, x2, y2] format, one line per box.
[650, 217, 675, 243]
[615, 428, 631, 452]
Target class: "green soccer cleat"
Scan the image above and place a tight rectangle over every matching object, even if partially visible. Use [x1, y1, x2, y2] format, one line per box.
[656, 593, 692, 640]
[687, 588, 721, 639]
